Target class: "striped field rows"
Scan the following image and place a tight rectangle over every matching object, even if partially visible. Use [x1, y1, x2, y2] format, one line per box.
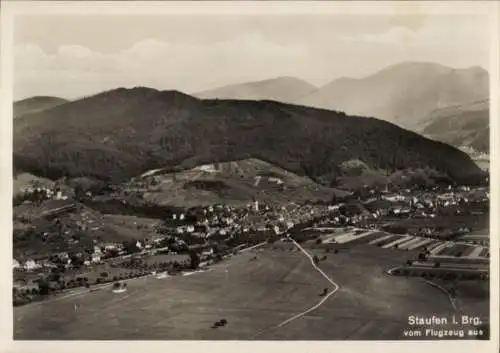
[317, 228, 489, 259]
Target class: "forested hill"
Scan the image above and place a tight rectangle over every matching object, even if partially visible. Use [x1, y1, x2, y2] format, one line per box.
[14, 87, 484, 186]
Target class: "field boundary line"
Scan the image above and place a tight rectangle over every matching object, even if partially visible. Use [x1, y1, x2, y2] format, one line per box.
[420, 278, 461, 314]
[386, 267, 462, 314]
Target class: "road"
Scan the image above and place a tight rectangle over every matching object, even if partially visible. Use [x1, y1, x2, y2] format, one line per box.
[420, 278, 461, 314]
[386, 266, 460, 314]
[250, 236, 340, 338]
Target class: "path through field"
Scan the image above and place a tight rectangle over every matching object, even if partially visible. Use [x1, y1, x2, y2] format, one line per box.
[250, 237, 340, 338]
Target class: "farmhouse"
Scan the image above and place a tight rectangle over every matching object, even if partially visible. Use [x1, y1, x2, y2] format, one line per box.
[268, 177, 284, 185]
[91, 253, 101, 263]
[382, 194, 406, 202]
[103, 243, 120, 251]
[24, 259, 41, 271]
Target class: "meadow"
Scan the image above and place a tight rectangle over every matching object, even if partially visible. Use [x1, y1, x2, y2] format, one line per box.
[15, 235, 489, 340]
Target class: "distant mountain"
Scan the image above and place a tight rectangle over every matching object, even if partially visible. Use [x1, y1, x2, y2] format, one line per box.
[421, 99, 489, 154]
[297, 62, 489, 129]
[195, 77, 316, 104]
[14, 87, 484, 188]
[14, 96, 69, 119]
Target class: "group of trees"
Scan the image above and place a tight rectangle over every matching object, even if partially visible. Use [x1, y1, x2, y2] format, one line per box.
[313, 254, 327, 264]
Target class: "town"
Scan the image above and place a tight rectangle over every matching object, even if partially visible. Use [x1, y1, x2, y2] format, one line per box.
[12, 175, 490, 307]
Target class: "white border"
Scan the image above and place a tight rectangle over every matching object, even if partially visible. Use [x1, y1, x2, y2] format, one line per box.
[1, 2, 498, 353]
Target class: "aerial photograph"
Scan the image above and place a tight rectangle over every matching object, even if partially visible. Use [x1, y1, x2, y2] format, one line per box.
[10, 3, 492, 341]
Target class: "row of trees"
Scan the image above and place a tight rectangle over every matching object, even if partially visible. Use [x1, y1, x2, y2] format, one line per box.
[393, 268, 488, 281]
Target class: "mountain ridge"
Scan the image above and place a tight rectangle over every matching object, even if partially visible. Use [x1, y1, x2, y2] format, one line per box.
[195, 76, 317, 104]
[297, 62, 489, 129]
[14, 87, 484, 188]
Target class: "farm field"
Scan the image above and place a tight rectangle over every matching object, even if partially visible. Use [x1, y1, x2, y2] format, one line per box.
[14, 238, 487, 340]
[313, 228, 489, 266]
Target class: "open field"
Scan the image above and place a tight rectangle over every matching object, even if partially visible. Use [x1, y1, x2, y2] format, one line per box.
[15, 248, 329, 340]
[14, 237, 488, 340]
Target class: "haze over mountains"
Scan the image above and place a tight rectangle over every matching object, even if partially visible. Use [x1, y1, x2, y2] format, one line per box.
[421, 99, 489, 154]
[196, 77, 316, 105]
[14, 86, 483, 189]
[298, 62, 488, 130]
[193, 61, 489, 153]
[14, 96, 69, 119]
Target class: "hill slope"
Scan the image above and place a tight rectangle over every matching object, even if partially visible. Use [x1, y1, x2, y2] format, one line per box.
[196, 77, 316, 104]
[421, 100, 489, 153]
[14, 96, 69, 119]
[127, 158, 345, 207]
[13, 87, 484, 186]
[298, 62, 489, 129]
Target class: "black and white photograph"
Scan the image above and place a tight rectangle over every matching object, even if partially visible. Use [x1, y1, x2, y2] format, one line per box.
[2, 0, 498, 346]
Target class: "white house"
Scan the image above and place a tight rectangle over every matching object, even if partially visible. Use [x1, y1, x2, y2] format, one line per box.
[383, 194, 406, 202]
[268, 177, 284, 185]
[13, 259, 20, 269]
[91, 253, 101, 263]
[202, 248, 214, 256]
[186, 225, 195, 233]
[136, 240, 143, 249]
[24, 259, 41, 271]
[179, 213, 185, 221]
[104, 244, 118, 251]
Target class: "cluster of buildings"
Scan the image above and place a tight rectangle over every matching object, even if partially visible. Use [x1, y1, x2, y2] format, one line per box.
[19, 182, 70, 203]
[13, 174, 490, 278]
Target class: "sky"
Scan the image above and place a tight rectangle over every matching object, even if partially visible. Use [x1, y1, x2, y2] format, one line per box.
[13, 12, 490, 100]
